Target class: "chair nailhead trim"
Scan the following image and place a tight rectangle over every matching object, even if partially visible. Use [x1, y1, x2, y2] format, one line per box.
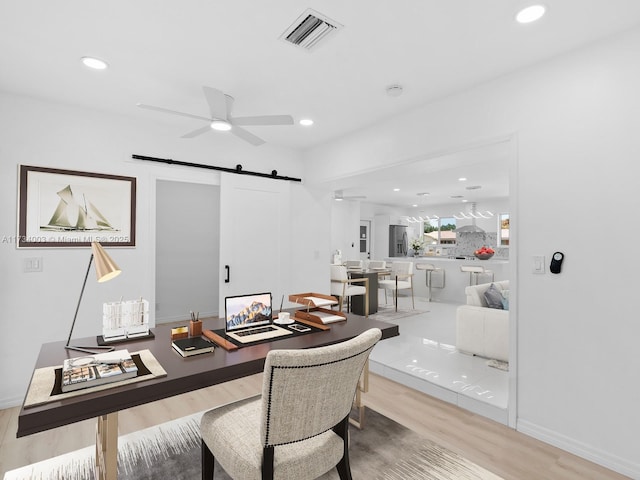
[263, 345, 375, 446]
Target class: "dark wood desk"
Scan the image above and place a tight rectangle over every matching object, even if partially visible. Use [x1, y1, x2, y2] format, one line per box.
[17, 314, 398, 479]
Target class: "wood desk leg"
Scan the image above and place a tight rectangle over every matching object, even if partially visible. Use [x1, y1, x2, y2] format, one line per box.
[350, 360, 370, 430]
[95, 412, 118, 480]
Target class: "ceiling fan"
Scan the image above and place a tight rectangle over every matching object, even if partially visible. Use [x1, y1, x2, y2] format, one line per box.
[334, 189, 367, 201]
[137, 86, 294, 146]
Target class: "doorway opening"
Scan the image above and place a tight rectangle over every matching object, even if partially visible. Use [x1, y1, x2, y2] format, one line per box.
[155, 180, 220, 324]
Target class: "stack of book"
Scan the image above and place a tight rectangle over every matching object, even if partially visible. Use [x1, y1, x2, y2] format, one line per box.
[61, 349, 138, 393]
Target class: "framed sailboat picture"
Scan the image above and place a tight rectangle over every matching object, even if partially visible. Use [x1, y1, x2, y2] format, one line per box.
[18, 165, 136, 247]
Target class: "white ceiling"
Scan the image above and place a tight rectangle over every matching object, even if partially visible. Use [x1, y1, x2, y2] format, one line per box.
[2, 1, 640, 205]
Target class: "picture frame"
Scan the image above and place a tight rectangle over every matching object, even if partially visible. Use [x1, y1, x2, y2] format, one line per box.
[18, 165, 136, 248]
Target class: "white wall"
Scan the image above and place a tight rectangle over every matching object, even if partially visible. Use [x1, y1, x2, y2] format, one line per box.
[0, 92, 305, 406]
[304, 28, 640, 478]
[287, 183, 332, 307]
[330, 200, 360, 262]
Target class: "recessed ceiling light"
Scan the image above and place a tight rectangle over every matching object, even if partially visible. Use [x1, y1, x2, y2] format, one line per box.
[393, 188, 400, 192]
[416, 192, 430, 196]
[516, 5, 546, 24]
[81, 56, 108, 70]
[299, 119, 314, 126]
[450, 195, 464, 199]
[462, 199, 469, 203]
[412, 204, 418, 207]
[210, 120, 232, 131]
[458, 177, 467, 182]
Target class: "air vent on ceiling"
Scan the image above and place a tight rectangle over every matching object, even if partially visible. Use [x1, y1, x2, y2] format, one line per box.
[280, 9, 343, 51]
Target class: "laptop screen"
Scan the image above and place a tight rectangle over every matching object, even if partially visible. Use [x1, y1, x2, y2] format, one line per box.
[225, 292, 273, 332]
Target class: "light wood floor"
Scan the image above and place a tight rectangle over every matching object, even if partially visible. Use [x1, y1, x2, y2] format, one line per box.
[0, 372, 628, 479]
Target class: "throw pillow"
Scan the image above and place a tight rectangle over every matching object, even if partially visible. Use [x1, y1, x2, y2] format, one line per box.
[501, 289, 510, 310]
[484, 283, 504, 309]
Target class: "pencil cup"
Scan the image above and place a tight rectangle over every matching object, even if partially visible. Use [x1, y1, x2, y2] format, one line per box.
[189, 320, 203, 337]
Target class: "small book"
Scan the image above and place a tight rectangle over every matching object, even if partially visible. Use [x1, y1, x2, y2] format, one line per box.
[172, 336, 215, 357]
[61, 349, 138, 393]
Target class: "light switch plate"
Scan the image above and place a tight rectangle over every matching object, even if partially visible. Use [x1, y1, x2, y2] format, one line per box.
[533, 255, 545, 274]
[23, 257, 43, 272]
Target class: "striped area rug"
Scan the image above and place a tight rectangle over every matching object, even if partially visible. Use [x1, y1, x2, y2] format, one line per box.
[4, 409, 502, 480]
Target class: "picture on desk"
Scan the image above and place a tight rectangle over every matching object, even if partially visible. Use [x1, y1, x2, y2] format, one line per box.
[225, 292, 272, 331]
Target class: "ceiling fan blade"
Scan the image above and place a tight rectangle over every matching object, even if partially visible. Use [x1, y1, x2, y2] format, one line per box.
[181, 125, 212, 138]
[136, 103, 211, 122]
[232, 115, 294, 126]
[231, 125, 265, 146]
[202, 87, 228, 121]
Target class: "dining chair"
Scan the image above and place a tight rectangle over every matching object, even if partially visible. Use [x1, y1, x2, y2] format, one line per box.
[344, 259, 363, 270]
[367, 260, 388, 303]
[330, 264, 369, 317]
[378, 261, 414, 311]
[200, 328, 383, 480]
[367, 260, 386, 269]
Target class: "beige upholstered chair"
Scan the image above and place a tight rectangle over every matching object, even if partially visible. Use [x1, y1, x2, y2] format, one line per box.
[330, 264, 369, 317]
[367, 260, 388, 301]
[367, 260, 386, 269]
[344, 259, 363, 270]
[200, 328, 382, 480]
[378, 261, 414, 310]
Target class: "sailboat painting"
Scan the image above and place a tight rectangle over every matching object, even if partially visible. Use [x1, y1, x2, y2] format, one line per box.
[18, 165, 136, 247]
[42, 184, 116, 232]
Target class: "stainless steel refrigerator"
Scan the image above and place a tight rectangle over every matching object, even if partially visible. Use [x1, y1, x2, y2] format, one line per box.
[389, 225, 408, 257]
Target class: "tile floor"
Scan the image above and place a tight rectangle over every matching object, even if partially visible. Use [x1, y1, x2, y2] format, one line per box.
[368, 293, 510, 424]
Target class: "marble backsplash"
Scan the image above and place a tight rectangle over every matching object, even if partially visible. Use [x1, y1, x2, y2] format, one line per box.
[451, 232, 509, 259]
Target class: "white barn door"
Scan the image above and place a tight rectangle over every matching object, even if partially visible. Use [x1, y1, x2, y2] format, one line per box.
[218, 172, 291, 317]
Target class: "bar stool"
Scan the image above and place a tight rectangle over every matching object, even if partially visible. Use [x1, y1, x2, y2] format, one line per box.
[460, 265, 494, 286]
[416, 263, 438, 302]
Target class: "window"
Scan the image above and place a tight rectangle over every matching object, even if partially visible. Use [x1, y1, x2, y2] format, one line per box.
[424, 216, 457, 244]
[500, 213, 510, 246]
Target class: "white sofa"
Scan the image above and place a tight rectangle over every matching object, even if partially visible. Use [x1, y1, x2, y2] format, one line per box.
[456, 280, 509, 362]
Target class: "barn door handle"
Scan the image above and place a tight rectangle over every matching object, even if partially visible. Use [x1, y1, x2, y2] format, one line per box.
[224, 265, 230, 283]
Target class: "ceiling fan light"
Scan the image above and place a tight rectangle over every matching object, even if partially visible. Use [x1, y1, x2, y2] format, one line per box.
[210, 120, 232, 131]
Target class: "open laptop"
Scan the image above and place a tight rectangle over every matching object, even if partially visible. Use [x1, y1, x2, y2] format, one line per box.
[224, 292, 293, 344]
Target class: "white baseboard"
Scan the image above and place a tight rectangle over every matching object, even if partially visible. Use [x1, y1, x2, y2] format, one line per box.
[517, 419, 639, 479]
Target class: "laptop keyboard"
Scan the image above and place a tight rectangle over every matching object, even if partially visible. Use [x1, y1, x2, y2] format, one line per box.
[235, 326, 276, 337]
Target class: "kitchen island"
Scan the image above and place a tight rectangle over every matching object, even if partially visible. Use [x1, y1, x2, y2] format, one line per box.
[383, 256, 509, 304]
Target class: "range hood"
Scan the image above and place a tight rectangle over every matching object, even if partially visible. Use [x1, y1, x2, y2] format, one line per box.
[456, 224, 485, 233]
[456, 202, 486, 233]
